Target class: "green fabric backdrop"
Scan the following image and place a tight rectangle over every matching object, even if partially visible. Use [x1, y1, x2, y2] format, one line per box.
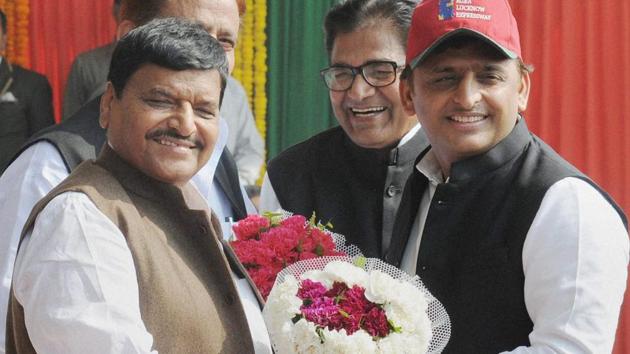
[266, 0, 338, 159]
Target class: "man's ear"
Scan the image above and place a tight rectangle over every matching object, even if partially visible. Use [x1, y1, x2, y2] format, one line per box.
[116, 20, 136, 40]
[518, 71, 531, 113]
[399, 76, 417, 116]
[100, 82, 115, 129]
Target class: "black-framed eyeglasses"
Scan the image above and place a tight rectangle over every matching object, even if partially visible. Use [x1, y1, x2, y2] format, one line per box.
[320, 61, 404, 92]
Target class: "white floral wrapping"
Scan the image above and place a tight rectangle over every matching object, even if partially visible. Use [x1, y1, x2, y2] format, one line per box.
[263, 256, 451, 353]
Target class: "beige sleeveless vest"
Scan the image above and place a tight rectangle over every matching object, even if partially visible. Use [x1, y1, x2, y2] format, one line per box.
[6, 146, 254, 353]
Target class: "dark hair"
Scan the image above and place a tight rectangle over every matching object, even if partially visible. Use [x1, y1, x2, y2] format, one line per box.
[108, 17, 229, 102]
[0, 9, 7, 33]
[324, 0, 418, 58]
[120, 0, 244, 26]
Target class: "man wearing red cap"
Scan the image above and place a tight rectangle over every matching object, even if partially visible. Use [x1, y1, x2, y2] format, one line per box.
[391, 0, 629, 352]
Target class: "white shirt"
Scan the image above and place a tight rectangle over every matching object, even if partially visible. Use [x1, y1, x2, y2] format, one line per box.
[12, 192, 270, 353]
[0, 118, 258, 352]
[401, 149, 629, 353]
[222, 77, 265, 186]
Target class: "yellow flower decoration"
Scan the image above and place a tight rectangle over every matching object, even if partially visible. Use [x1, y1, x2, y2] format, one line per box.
[0, 0, 30, 67]
[233, 0, 268, 185]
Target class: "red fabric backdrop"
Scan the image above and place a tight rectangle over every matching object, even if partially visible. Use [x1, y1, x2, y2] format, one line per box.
[28, 0, 116, 122]
[27, 0, 630, 351]
[507, 2, 630, 352]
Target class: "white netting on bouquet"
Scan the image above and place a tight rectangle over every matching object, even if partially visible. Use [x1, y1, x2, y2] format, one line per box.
[273, 209, 364, 259]
[263, 255, 451, 354]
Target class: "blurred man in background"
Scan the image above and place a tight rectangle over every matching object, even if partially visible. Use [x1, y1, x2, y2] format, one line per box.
[0, 9, 54, 173]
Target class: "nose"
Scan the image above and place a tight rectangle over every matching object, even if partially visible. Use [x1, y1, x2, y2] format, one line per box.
[452, 73, 482, 110]
[346, 73, 375, 101]
[167, 103, 196, 137]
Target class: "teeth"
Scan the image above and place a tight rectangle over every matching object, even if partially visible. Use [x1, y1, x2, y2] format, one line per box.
[351, 106, 386, 115]
[450, 115, 485, 123]
[157, 138, 186, 148]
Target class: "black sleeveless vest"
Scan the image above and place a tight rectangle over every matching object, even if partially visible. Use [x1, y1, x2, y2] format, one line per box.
[267, 126, 428, 257]
[388, 119, 627, 353]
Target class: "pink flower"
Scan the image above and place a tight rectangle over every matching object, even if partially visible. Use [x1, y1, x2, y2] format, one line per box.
[341, 313, 362, 335]
[325, 281, 349, 298]
[229, 212, 346, 300]
[231, 240, 274, 268]
[340, 285, 373, 314]
[297, 279, 328, 300]
[232, 215, 270, 240]
[363, 307, 390, 338]
[280, 215, 307, 232]
[301, 297, 344, 330]
[249, 267, 277, 299]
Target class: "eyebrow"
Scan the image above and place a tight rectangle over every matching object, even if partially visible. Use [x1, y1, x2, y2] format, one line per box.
[330, 58, 398, 66]
[197, 100, 219, 111]
[145, 87, 174, 98]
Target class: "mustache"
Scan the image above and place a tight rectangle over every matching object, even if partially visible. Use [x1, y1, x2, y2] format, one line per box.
[145, 129, 203, 149]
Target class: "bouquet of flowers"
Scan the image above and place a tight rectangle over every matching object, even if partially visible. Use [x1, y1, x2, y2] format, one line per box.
[230, 212, 361, 300]
[262, 256, 451, 354]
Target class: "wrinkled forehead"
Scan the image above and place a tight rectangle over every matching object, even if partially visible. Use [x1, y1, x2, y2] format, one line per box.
[159, 0, 240, 36]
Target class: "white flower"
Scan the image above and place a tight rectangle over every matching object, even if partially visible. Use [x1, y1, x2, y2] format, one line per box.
[364, 270, 398, 304]
[263, 275, 302, 353]
[321, 260, 368, 287]
[384, 281, 429, 335]
[377, 332, 430, 354]
[291, 319, 323, 354]
[263, 258, 445, 354]
[300, 269, 335, 288]
[324, 328, 376, 353]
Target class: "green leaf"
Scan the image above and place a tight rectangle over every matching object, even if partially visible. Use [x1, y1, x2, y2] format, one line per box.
[307, 211, 334, 231]
[316, 327, 326, 344]
[262, 211, 284, 226]
[292, 314, 303, 324]
[309, 211, 317, 226]
[388, 319, 402, 333]
[315, 244, 324, 256]
[338, 309, 350, 318]
[353, 256, 367, 269]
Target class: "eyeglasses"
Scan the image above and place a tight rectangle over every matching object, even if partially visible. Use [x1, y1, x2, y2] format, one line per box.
[320, 61, 404, 92]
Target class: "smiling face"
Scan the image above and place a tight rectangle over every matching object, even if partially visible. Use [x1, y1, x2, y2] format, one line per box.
[401, 39, 530, 175]
[329, 23, 417, 149]
[100, 63, 222, 186]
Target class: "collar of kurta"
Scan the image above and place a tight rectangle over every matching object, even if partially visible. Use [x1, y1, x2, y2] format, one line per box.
[339, 125, 430, 188]
[418, 117, 532, 184]
[95, 144, 199, 208]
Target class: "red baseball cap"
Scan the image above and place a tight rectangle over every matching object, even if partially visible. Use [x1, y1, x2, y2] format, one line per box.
[406, 0, 521, 69]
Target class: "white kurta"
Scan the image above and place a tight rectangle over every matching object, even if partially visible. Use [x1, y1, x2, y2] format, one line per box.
[402, 149, 629, 353]
[0, 117, 256, 353]
[13, 191, 271, 354]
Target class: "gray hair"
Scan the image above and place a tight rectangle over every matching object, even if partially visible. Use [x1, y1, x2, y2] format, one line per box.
[324, 0, 419, 58]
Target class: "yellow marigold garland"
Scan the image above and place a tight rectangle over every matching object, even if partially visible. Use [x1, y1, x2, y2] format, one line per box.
[233, 0, 267, 185]
[253, 0, 267, 184]
[0, 0, 30, 68]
